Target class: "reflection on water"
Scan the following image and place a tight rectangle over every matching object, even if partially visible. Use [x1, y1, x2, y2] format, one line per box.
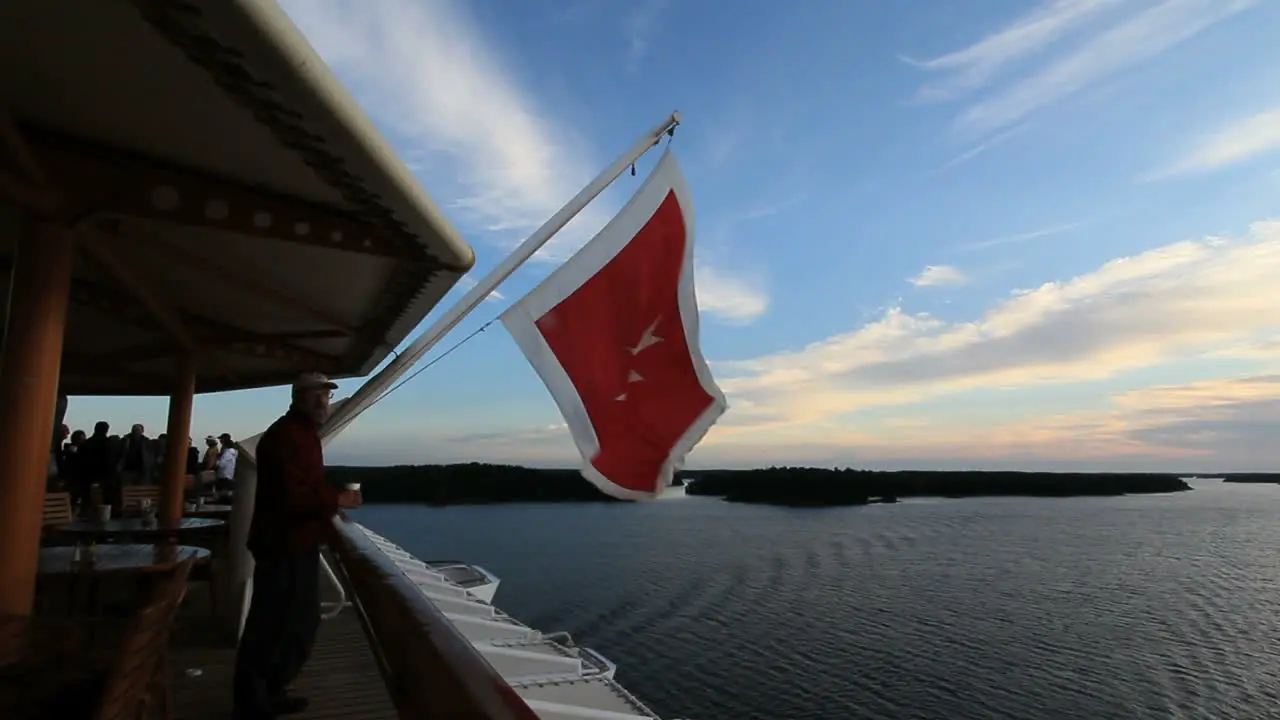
[356, 481, 1280, 719]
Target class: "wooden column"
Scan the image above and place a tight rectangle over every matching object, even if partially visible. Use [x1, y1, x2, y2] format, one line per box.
[160, 355, 195, 526]
[0, 222, 73, 615]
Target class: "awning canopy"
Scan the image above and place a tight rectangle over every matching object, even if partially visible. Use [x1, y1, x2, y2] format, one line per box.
[0, 0, 475, 396]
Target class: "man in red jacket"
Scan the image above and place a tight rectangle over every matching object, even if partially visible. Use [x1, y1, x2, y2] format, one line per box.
[234, 372, 361, 719]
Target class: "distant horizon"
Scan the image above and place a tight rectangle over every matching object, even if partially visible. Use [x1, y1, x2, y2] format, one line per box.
[324, 459, 1272, 477]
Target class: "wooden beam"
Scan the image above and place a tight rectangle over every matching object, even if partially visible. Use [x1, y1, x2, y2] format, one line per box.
[65, 278, 341, 373]
[25, 129, 438, 264]
[77, 228, 196, 351]
[90, 330, 349, 367]
[115, 225, 359, 336]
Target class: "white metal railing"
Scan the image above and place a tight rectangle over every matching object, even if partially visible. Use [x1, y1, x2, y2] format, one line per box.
[319, 551, 349, 619]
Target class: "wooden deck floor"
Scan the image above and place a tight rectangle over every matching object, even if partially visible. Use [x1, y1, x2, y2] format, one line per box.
[168, 586, 396, 719]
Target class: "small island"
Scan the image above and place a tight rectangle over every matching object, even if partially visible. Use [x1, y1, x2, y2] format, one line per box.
[327, 463, 1193, 507]
[1216, 474, 1280, 484]
[683, 468, 1192, 507]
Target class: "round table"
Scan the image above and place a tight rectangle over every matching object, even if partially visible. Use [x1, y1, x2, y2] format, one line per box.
[37, 544, 210, 576]
[53, 517, 225, 541]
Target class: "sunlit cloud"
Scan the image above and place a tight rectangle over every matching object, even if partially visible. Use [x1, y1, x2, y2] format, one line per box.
[718, 220, 1280, 427]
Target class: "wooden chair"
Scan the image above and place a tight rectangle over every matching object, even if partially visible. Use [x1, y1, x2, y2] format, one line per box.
[43, 491, 73, 527]
[91, 555, 196, 720]
[121, 486, 161, 517]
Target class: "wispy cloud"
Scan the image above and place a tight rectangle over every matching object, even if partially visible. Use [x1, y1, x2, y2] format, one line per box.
[963, 0, 1256, 135]
[906, 0, 1120, 103]
[959, 221, 1085, 252]
[1149, 105, 1280, 179]
[909, 0, 1258, 137]
[909, 265, 967, 287]
[281, 0, 602, 246]
[281, 0, 760, 324]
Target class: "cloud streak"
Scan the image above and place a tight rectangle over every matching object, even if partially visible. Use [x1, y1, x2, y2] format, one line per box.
[909, 0, 1258, 136]
[959, 221, 1085, 252]
[1151, 105, 1280, 179]
[906, 0, 1120, 102]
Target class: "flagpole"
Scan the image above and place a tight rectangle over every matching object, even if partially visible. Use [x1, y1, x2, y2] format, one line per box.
[321, 111, 682, 438]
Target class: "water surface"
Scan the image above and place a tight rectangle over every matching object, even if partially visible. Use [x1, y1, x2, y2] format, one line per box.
[355, 481, 1280, 719]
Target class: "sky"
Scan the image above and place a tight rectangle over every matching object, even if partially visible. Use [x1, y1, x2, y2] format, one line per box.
[66, 0, 1280, 472]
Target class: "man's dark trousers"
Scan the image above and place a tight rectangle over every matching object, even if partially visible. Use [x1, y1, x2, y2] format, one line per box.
[233, 548, 321, 719]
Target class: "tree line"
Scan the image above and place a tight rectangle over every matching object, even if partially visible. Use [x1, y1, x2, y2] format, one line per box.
[684, 467, 1193, 506]
[325, 463, 1204, 507]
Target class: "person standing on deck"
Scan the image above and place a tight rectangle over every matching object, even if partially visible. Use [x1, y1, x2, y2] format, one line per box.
[117, 423, 154, 488]
[216, 432, 239, 497]
[233, 372, 362, 720]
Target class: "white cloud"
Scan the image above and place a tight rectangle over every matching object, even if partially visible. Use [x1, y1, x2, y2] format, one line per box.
[1152, 105, 1280, 178]
[718, 220, 1280, 428]
[456, 276, 505, 303]
[909, 265, 967, 287]
[695, 264, 769, 324]
[282, 0, 761, 324]
[906, 0, 1120, 102]
[625, 0, 669, 71]
[909, 0, 1258, 136]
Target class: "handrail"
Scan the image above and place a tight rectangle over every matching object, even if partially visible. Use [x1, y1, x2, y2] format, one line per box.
[318, 552, 348, 620]
[326, 516, 541, 720]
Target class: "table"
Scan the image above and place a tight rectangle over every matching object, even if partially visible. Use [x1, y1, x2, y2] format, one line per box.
[53, 517, 225, 541]
[38, 544, 210, 577]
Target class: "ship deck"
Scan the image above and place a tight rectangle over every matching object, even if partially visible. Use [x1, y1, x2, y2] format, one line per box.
[167, 591, 395, 720]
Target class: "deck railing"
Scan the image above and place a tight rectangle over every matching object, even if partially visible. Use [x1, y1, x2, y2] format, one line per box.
[326, 516, 542, 720]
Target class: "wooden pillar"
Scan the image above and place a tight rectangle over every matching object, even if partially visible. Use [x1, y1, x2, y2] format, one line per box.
[160, 355, 195, 526]
[0, 222, 73, 615]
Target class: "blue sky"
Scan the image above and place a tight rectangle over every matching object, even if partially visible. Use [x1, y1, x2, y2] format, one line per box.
[67, 0, 1280, 471]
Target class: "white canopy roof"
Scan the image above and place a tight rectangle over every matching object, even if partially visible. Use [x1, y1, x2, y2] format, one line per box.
[0, 0, 475, 395]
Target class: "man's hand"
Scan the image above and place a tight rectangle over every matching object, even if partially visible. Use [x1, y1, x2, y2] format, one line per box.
[337, 489, 362, 509]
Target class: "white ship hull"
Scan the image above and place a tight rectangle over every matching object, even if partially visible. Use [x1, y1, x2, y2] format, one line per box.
[355, 523, 672, 720]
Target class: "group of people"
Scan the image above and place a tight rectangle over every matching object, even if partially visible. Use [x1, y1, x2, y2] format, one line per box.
[51, 422, 240, 510]
[49, 372, 365, 719]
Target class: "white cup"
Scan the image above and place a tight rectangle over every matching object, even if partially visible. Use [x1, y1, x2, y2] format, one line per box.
[97, 504, 112, 522]
[344, 483, 361, 492]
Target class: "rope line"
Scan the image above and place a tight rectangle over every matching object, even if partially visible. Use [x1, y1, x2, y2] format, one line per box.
[328, 317, 498, 437]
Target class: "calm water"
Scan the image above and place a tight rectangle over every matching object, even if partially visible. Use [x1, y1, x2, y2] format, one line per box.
[353, 481, 1280, 720]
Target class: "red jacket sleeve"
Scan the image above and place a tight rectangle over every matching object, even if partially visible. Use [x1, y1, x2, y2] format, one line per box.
[271, 422, 340, 521]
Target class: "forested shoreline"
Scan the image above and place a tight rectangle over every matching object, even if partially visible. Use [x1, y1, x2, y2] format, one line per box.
[326, 463, 1201, 506]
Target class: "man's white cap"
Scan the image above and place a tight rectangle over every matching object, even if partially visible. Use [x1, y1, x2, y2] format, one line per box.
[293, 372, 338, 391]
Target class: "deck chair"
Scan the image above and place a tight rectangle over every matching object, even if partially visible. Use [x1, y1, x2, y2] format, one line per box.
[43, 491, 73, 527]
[121, 486, 161, 517]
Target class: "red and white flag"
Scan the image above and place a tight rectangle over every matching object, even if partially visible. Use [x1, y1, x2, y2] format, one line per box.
[501, 150, 727, 500]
